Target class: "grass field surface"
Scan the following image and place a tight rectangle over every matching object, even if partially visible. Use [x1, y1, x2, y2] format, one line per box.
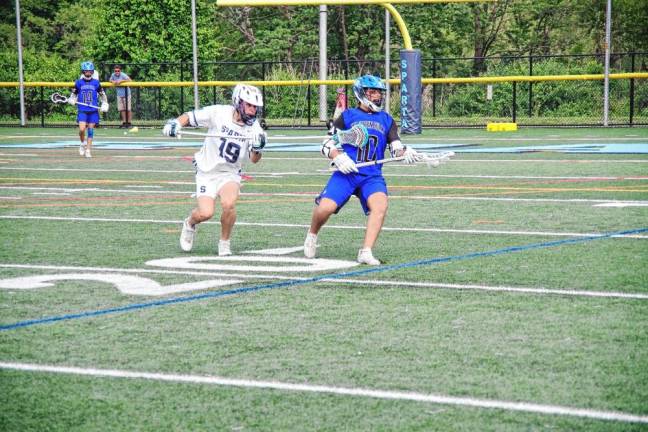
[1, 126, 647, 431]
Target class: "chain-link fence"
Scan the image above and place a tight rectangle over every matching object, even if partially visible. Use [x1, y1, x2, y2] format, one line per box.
[1, 53, 646, 128]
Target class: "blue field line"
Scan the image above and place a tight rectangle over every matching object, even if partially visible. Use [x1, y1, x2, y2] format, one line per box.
[1, 227, 646, 332]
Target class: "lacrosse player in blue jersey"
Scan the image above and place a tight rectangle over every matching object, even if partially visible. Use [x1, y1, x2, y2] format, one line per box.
[69, 61, 108, 158]
[304, 75, 422, 265]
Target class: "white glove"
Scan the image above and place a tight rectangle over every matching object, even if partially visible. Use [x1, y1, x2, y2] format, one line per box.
[67, 94, 77, 106]
[402, 146, 421, 164]
[332, 152, 358, 174]
[162, 119, 182, 137]
[252, 132, 267, 152]
[100, 102, 109, 113]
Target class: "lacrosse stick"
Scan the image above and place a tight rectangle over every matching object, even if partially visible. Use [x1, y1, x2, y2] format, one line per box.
[329, 151, 455, 171]
[173, 130, 254, 140]
[51, 92, 101, 110]
[171, 124, 369, 145]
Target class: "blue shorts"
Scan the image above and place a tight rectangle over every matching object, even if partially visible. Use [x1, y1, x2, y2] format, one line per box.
[77, 111, 100, 125]
[316, 172, 388, 215]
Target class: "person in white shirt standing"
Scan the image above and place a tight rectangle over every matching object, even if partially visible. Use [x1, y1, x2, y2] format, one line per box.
[162, 84, 266, 256]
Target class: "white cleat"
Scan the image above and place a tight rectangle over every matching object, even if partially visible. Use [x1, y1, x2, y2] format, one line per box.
[79, 142, 87, 156]
[84, 149, 92, 158]
[179, 218, 196, 252]
[357, 248, 381, 266]
[218, 239, 232, 256]
[303, 232, 318, 258]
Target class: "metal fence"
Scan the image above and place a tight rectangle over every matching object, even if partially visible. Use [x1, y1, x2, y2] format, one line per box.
[1, 52, 647, 128]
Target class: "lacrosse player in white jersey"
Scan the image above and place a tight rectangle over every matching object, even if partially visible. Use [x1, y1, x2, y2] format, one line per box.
[162, 84, 266, 256]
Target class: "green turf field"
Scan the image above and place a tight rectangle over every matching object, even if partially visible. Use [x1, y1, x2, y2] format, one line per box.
[1, 126, 647, 431]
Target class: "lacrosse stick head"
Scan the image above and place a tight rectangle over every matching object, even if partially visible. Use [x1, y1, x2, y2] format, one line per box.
[50, 92, 67, 104]
[422, 151, 455, 169]
[335, 124, 369, 148]
[353, 75, 386, 112]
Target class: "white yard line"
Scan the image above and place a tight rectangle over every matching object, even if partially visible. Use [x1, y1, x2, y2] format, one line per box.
[1, 215, 646, 239]
[1, 151, 648, 163]
[3, 166, 647, 181]
[1, 186, 648, 205]
[594, 202, 648, 208]
[0, 362, 646, 424]
[1, 263, 646, 300]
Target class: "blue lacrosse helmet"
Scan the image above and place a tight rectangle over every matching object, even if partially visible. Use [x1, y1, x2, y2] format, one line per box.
[80, 61, 95, 72]
[352, 75, 387, 112]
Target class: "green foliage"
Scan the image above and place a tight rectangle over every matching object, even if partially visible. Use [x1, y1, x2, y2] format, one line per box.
[438, 58, 624, 119]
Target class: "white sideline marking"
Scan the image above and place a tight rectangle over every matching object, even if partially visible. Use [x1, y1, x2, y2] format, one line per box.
[31, 192, 71, 196]
[2, 166, 648, 182]
[2, 186, 648, 207]
[2, 215, 646, 239]
[1, 362, 646, 424]
[594, 202, 648, 208]
[1, 263, 646, 300]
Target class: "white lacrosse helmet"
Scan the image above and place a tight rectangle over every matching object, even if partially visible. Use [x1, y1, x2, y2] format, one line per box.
[232, 84, 263, 126]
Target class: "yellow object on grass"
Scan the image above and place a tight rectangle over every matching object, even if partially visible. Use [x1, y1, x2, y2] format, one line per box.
[487, 122, 517, 132]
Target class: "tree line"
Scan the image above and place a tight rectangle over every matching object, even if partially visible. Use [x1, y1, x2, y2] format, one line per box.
[1, 0, 646, 83]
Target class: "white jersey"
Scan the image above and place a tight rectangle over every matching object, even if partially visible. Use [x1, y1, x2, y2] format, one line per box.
[187, 104, 263, 173]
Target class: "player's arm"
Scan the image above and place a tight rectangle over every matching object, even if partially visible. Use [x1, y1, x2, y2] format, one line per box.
[162, 106, 213, 137]
[388, 120, 420, 164]
[321, 115, 346, 160]
[98, 88, 109, 112]
[322, 117, 358, 174]
[248, 125, 265, 164]
[249, 149, 262, 163]
[67, 82, 79, 105]
[162, 113, 190, 137]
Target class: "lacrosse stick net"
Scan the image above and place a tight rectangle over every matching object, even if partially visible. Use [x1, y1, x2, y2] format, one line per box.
[333, 124, 369, 148]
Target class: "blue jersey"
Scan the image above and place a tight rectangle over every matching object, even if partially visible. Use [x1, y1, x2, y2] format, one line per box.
[73, 78, 102, 112]
[338, 108, 396, 176]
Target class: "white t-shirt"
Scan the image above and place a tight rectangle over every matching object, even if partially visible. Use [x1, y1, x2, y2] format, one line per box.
[187, 105, 263, 173]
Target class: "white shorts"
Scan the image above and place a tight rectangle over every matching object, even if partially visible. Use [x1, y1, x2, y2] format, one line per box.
[195, 171, 241, 199]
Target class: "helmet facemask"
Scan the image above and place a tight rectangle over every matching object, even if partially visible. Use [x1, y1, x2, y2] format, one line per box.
[232, 84, 263, 126]
[360, 88, 385, 113]
[352, 75, 387, 113]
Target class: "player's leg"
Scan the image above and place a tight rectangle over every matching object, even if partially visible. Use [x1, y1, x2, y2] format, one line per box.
[85, 122, 96, 158]
[308, 198, 337, 236]
[180, 196, 215, 252]
[78, 118, 87, 156]
[180, 172, 217, 252]
[216, 181, 240, 256]
[304, 198, 337, 258]
[362, 192, 388, 249]
[357, 177, 389, 265]
[304, 173, 354, 258]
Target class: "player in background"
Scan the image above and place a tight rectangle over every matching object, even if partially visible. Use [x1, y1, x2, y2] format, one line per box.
[304, 75, 421, 265]
[163, 84, 266, 256]
[69, 61, 108, 158]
